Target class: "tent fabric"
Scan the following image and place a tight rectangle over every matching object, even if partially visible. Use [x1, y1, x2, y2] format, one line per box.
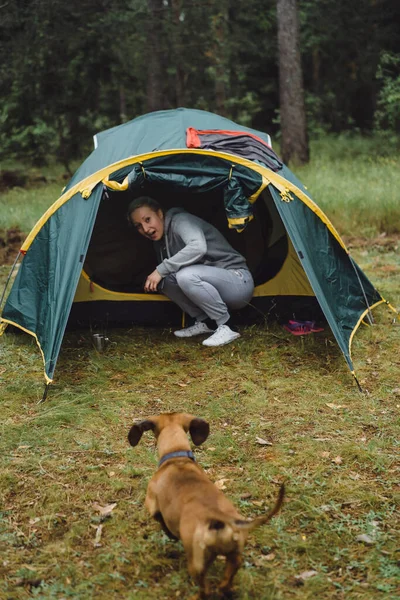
[2, 187, 103, 381]
[123, 154, 264, 230]
[269, 185, 381, 369]
[186, 127, 282, 171]
[65, 108, 273, 193]
[0, 108, 395, 386]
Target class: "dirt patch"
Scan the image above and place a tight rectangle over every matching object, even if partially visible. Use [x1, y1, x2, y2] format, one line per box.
[343, 233, 400, 251]
[0, 169, 48, 192]
[0, 170, 28, 191]
[0, 228, 25, 265]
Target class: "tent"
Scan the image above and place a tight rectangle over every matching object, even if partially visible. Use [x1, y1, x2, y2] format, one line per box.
[0, 108, 396, 392]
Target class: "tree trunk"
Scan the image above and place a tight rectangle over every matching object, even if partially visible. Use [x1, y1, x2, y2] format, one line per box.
[211, 3, 229, 116]
[277, 0, 309, 165]
[147, 0, 166, 112]
[119, 85, 127, 123]
[171, 0, 185, 107]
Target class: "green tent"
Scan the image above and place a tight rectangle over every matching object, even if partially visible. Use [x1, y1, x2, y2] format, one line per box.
[0, 108, 396, 389]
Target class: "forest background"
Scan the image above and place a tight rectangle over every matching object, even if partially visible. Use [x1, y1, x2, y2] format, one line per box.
[1, 0, 400, 172]
[1, 2, 400, 599]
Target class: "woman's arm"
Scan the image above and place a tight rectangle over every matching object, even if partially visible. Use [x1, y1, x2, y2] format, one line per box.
[156, 214, 207, 276]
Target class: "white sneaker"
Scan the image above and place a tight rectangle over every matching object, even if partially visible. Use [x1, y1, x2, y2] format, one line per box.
[202, 325, 240, 347]
[174, 321, 214, 338]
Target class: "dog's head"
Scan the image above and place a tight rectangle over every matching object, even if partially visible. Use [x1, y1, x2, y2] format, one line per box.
[128, 412, 210, 447]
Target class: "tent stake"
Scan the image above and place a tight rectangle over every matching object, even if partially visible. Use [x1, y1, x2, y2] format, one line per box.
[39, 383, 50, 404]
[353, 373, 363, 393]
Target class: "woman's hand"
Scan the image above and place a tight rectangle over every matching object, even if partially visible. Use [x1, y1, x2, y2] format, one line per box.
[144, 269, 162, 292]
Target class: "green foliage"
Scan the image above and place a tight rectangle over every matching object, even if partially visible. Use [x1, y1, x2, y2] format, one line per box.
[374, 52, 400, 135]
[0, 115, 58, 165]
[300, 0, 400, 133]
[1, 0, 400, 163]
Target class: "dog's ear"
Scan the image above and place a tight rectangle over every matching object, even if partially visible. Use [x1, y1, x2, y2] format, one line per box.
[189, 418, 210, 446]
[128, 419, 155, 447]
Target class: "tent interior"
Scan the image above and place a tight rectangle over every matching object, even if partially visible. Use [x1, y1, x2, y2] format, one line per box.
[69, 175, 326, 329]
[83, 186, 288, 296]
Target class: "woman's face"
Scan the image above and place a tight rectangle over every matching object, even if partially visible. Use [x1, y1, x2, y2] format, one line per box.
[131, 206, 164, 241]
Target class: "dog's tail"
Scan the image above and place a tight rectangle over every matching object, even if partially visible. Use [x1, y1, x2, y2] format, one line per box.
[232, 483, 285, 532]
[204, 483, 285, 549]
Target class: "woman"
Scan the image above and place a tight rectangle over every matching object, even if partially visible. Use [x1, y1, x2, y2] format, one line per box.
[128, 197, 254, 347]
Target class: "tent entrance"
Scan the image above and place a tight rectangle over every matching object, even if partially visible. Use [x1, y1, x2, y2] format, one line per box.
[82, 187, 289, 295]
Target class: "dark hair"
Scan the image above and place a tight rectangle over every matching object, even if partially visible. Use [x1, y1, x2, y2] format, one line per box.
[127, 196, 163, 225]
[126, 196, 165, 225]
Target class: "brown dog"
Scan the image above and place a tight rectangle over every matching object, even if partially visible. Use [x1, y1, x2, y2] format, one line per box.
[128, 412, 284, 599]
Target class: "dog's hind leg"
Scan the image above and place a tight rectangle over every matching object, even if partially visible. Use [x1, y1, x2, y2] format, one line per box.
[219, 552, 242, 595]
[185, 540, 215, 599]
[187, 559, 214, 599]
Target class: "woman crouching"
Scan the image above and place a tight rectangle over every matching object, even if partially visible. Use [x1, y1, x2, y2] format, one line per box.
[128, 197, 254, 347]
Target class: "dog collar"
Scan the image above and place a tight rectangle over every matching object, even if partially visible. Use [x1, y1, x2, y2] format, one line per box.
[158, 450, 196, 467]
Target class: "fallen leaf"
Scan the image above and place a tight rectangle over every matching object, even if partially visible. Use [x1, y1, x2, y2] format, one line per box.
[356, 533, 375, 545]
[349, 472, 361, 480]
[332, 456, 343, 464]
[325, 403, 346, 410]
[29, 517, 40, 525]
[321, 451, 330, 458]
[93, 503, 117, 517]
[177, 382, 188, 387]
[214, 478, 229, 490]
[261, 552, 275, 561]
[295, 570, 318, 581]
[93, 524, 103, 547]
[252, 500, 264, 507]
[255, 437, 273, 446]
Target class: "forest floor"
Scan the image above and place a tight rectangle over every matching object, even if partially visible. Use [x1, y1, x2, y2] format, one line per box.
[0, 235, 399, 600]
[1, 142, 399, 599]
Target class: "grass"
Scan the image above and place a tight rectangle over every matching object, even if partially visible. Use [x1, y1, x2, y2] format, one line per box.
[0, 136, 400, 599]
[0, 285, 399, 599]
[296, 134, 400, 237]
[0, 161, 78, 233]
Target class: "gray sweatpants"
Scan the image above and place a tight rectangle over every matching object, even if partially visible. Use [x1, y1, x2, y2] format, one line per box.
[160, 265, 254, 326]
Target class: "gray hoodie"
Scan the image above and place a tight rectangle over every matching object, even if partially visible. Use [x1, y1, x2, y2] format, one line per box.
[155, 208, 248, 277]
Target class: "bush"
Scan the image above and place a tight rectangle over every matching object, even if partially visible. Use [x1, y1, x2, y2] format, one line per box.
[374, 52, 400, 135]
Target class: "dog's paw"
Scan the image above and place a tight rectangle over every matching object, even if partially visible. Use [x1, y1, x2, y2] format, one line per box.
[218, 585, 235, 598]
